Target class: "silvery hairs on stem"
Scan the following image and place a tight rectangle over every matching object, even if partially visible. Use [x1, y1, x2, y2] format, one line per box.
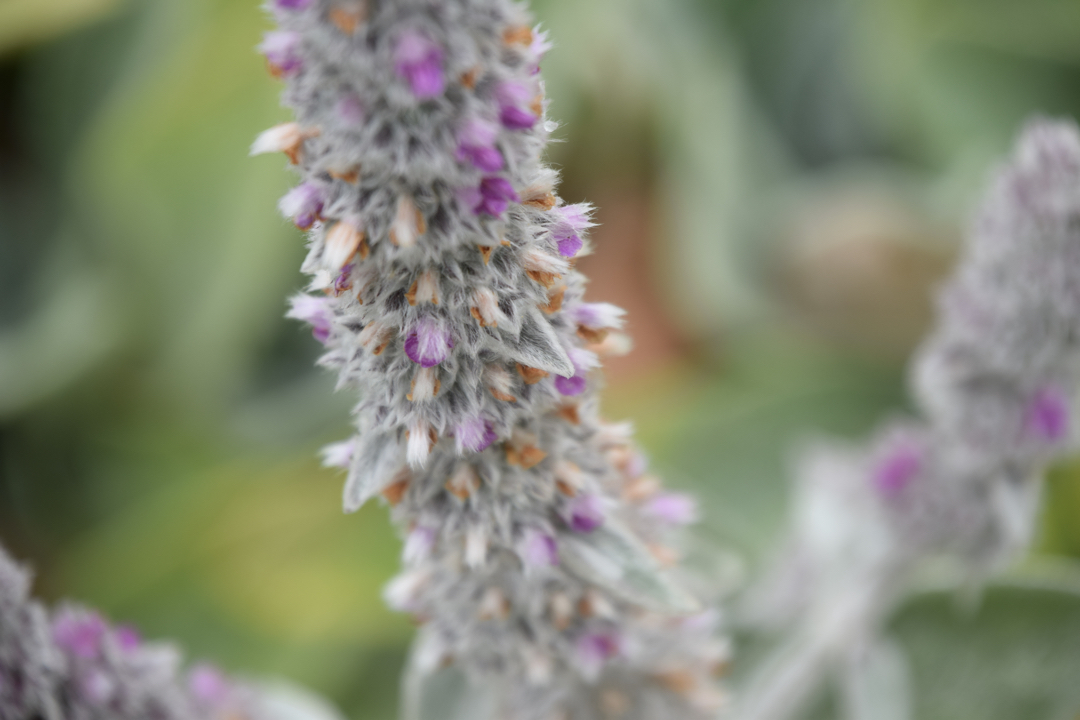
[737, 119, 1080, 720]
[253, 1, 728, 718]
[0, 542, 326, 720]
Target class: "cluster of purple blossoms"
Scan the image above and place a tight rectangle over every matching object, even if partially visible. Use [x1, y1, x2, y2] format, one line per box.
[254, 0, 727, 718]
[0, 544, 296, 720]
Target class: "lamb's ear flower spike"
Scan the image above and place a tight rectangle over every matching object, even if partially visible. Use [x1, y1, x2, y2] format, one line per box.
[739, 118, 1080, 720]
[0, 542, 337, 720]
[259, 1, 726, 717]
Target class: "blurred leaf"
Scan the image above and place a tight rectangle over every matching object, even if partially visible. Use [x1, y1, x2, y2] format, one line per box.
[401, 641, 498, 720]
[257, 680, 349, 720]
[0, 0, 124, 54]
[888, 578, 1080, 720]
[559, 517, 700, 614]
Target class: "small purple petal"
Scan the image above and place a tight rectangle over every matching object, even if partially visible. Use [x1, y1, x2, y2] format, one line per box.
[394, 31, 445, 99]
[457, 416, 498, 453]
[555, 203, 595, 231]
[278, 182, 324, 229]
[555, 374, 587, 396]
[287, 294, 333, 345]
[471, 176, 519, 217]
[405, 318, 453, 368]
[189, 664, 229, 706]
[114, 624, 141, 652]
[873, 441, 922, 498]
[555, 230, 582, 258]
[456, 118, 504, 170]
[575, 631, 620, 680]
[572, 302, 625, 330]
[500, 105, 538, 130]
[567, 494, 604, 533]
[275, 0, 314, 9]
[644, 492, 699, 525]
[259, 31, 303, 76]
[334, 264, 355, 295]
[53, 612, 106, 659]
[521, 529, 559, 567]
[1026, 386, 1070, 442]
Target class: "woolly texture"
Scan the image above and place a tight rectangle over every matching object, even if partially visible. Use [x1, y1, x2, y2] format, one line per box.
[0, 544, 274, 720]
[740, 119, 1080, 720]
[257, 1, 726, 717]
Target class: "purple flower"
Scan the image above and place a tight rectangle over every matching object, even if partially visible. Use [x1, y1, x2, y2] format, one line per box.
[189, 664, 229, 706]
[552, 203, 594, 257]
[114, 624, 141, 651]
[470, 176, 520, 217]
[394, 30, 444, 99]
[572, 302, 626, 331]
[1026, 385, 1070, 442]
[456, 118, 504, 172]
[521, 528, 559, 567]
[259, 31, 303, 77]
[567, 493, 604, 533]
[556, 347, 598, 396]
[334, 263, 355, 295]
[553, 225, 582, 257]
[644, 492, 699, 525]
[496, 81, 537, 130]
[287, 294, 333, 345]
[575, 631, 620, 680]
[278, 182, 324, 229]
[555, 375, 587, 396]
[274, 0, 313, 9]
[53, 611, 106, 659]
[872, 440, 922, 498]
[457, 416, 498, 453]
[404, 317, 454, 368]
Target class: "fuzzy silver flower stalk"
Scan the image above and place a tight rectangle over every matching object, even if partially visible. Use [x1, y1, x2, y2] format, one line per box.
[0, 543, 314, 720]
[254, 1, 727, 718]
[738, 119, 1080, 720]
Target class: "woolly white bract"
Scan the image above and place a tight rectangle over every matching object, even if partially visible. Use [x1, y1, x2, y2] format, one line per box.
[258, 1, 726, 719]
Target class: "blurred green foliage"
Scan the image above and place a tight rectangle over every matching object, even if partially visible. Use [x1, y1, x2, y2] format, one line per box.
[2, 0, 1080, 718]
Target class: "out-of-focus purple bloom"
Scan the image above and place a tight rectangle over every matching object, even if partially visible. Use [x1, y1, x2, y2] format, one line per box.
[456, 416, 498, 453]
[872, 439, 922, 498]
[405, 317, 454, 368]
[572, 302, 626, 331]
[496, 81, 537, 130]
[259, 31, 303, 77]
[394, 30, 444, 98]
[552, 203, 594, 257]
[575, 631, 620, 681]
[456, 118, 504, 172]
[78, 668, 116, 706]
[53, 611, 106, 659]
[333, 264, 355, 295]
[644, 492, 699, 525]
[287, 294, 333, 345]
[189, 664, 229, 706]
[1026, 385, 1070, 442]
[471, 176, 519, 217]
[114, 624, 141, 652]
[274, 0, 314, 9]
[567, 494, 604, 533]
[337, 95, 365, 124]
[521, 528, 559, 567]
[278, 182, 324, 229]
